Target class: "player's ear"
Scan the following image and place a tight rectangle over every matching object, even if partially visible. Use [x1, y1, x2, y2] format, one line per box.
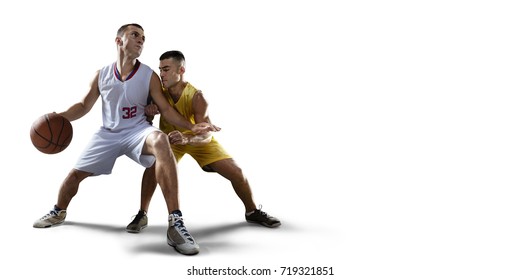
[179, 66, 186, 74]
[115, 37, 123, 46]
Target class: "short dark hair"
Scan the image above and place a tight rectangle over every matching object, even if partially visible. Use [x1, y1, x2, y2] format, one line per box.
[117, 23, 143, 36]
[160, 50, 185, 63]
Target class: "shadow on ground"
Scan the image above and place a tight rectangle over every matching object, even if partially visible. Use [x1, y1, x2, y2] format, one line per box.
[60, 220, 265, 256]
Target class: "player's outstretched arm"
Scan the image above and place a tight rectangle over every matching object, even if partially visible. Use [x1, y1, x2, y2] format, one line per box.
[168, 130, 213, 146]
[58, 70, 101, 121]
[149, 73, 218, 135]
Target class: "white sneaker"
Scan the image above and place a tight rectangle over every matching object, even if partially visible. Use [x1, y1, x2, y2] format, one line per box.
[33, 209, 67, 228]
[167, 211, 199, 255]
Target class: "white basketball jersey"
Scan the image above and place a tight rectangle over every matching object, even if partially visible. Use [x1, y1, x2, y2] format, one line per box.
[98, 61, 153, 131]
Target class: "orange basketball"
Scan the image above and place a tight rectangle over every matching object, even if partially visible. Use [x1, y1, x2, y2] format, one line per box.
[30, 113, 73, 154]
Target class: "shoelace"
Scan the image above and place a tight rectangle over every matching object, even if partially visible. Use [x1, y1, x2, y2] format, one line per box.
[40, 210, 58, 220]
[129, 212, 145, 223]
[258, 210, 276, 220]
[256, 205, 273, 218]
[173, 218, 194, 242]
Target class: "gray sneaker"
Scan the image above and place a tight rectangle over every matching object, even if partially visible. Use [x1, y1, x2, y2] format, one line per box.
[33, 209, 67, 228]
[167, 211, 199, 255]
[126, 210, 148, 233]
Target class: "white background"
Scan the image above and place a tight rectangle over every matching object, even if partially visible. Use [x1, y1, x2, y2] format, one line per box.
[1, 0, 519, 279]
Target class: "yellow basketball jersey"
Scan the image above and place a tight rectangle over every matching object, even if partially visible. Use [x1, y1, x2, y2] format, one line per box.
[158, 82, 232, 168]
[159, 83, 198, 134]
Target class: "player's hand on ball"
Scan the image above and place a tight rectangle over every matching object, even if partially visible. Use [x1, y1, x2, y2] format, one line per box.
[168, 131, 188, 145]
[30, 112, 73, 154]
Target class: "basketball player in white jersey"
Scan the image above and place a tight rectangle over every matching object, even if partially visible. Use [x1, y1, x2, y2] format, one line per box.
[32, 23, 216, 255]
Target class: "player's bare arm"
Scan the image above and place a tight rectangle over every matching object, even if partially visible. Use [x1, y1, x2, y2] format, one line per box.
[166, 90, 216, 146]
[149, 75, 218, 135]
[194, 91, 220, 132]
[58, 70, 101, 122]
[183, 90, 215, 145]
[149, 73, 194, 130]
[168, 130, 188, 145]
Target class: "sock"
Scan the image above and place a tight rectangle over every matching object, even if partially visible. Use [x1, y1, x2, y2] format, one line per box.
[53, 205, 63, 212]
[246, 210, 256, 216]
[171, 210, 182, 217]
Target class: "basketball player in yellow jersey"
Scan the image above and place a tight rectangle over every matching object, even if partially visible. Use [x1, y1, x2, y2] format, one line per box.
[126, 50, 280, 232]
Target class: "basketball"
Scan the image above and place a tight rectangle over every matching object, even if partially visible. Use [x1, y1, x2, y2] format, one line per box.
[30, 113, 73, 154]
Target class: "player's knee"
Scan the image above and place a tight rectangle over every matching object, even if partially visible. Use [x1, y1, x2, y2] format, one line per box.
[66, 169, 90, 184]
[230, 167, 247, 184]
[148, 131, 169, 150]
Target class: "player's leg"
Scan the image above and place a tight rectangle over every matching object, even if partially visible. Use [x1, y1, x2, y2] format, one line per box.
[34, 129, 115, 228]
[126, 165, 157, 233]
[33, 169, 92, 228]
[58, 128, 117, 208]
[56, 169, 92, 210]
[206, 158, 256, 212]
[142, 131, 179, 212]
[140, 164, 157, 211]
[206, 158, 281, 228]
[127, 147, 186, 233]
[142, 130, 199, 255]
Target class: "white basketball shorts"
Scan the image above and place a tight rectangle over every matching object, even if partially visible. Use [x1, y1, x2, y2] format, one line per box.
[74, 124, 159, 175]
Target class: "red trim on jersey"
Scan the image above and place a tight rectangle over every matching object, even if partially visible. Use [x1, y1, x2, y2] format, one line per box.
[113, 60, 141, 82]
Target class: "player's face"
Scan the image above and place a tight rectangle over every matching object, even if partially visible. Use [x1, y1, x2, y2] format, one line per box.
[159, 58, 182, 88]
[118, 26, 145, 58]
